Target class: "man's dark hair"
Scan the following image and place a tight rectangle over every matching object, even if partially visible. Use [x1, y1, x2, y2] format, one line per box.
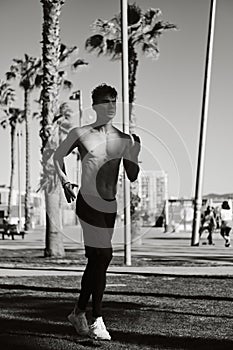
[92, 83, 117, 105]
[222, 201, 230, 210]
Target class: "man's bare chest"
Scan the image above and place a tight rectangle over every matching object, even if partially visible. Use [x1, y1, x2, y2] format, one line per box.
[79, 132, 125, 159]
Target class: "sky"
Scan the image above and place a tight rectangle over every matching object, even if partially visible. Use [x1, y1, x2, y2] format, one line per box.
[0, 0, 233, 198]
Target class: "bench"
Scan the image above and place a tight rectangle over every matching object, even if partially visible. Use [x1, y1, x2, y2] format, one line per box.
[0, 223, 26, 240]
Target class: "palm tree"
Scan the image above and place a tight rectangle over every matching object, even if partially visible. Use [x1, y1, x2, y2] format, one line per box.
[1, 109, 24, 223]
[0, 81, 19, 221]
[85, 3, 176, 132]
[34, 38, 87, 257]
[6, 55, 42, 231]
[40, 0, 66, 257]
[85, 3, 176, 239]
[0, 80, 16, 107]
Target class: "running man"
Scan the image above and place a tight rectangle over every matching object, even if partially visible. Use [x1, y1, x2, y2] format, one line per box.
[53, 83, 141, 340]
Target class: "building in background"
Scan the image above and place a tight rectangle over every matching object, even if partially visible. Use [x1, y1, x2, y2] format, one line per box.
[116, 169, 168, 224]
[138, 170, 168, 219]
[0, 185, 80, 228]
[0, 185, 45, 227]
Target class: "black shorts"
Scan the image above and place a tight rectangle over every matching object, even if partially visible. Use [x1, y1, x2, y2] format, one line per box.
[76, 191, 117, 248]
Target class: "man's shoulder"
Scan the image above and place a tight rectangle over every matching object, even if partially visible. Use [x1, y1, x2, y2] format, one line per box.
[68, 126, 91, 138]
[112, 126, 131, 140]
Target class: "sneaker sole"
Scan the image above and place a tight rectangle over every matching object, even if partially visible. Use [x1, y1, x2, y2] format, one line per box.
[88, 332, 111, 341]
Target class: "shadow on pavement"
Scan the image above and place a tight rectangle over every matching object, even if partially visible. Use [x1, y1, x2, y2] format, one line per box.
[1, 327, 233, 350]
[0, 292, 233, 349]
[111, 331, 233, 349]
[1, 283, 233, 302]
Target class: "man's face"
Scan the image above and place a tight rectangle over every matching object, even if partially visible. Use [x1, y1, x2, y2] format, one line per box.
[93, 93, 117, 121]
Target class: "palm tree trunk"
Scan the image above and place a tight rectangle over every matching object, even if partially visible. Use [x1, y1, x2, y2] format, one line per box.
[7, 122, 16, 219]
[128, 43, 141, 243]
[24, 88, 31, 231]
[41, 0, 65, 257]
[44, 187, 64, 256]
[128, 43, 138, 134]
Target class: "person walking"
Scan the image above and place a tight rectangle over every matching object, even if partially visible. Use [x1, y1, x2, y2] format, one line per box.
[53, 83, 141, 340]
[199, 206, 216, 245]
[220, 200, 233, 247]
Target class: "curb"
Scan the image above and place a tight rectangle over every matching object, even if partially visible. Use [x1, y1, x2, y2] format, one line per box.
[0, 264, 233, 278]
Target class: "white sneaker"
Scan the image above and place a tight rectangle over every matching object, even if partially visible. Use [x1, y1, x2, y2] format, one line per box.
[67, 311, 89, 336]
[89, 317, 111, 340]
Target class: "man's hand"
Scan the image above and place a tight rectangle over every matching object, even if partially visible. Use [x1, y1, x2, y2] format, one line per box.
[63, 182, 78, 203]
[130, 134, 141, 158]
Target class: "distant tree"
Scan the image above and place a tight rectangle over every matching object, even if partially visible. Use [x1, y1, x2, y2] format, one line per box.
[6, 55, 42, 230]
[85, 3, 176, 132]
[54, 101, 74, 136]
[0, 80, 16, 107]
[1, 105, 24, 222]
[0, 81, 17, 220]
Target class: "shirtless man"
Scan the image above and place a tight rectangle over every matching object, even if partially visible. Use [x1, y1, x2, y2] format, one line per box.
[53, 83, 141, 340]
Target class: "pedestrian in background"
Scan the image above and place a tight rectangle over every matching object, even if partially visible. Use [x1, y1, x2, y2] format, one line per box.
[220, 200, 232, 247]
[199, 206, 216, 245]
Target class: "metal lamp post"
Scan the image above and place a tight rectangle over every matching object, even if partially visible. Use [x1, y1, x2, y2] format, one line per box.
[69, 89, 82, 188]
[17, 129, 23, 233]
[191, 0, 217, 246]
[121, 0, 132, 266]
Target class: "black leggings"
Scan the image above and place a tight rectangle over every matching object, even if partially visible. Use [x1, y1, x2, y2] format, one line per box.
[76, 192, 117, 316]
[199, 226, 214, 244]
[78, 246, 112, 318]
[220, 226, 231, 238]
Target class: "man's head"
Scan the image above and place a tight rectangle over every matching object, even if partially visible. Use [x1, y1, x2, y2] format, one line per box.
[222, 201, 230, 210]
[92, 83, 117, 121]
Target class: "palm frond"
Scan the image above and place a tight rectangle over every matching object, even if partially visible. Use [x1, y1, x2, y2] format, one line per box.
[142, 42, 160, 59]
[33, 111, 41, 119]
[58, 70, 66, 78]
[128, 3, 141, 26]
[85, 34, 105, 54]
[24, 53, 29, 62]
[0, 119, 8, 129]
[6, 71, 17, 81]
[91, 19, 106, 32]
[72, 59, 88, 69]
[60, 44, 78, 62]
[62, 80, 73, 90]
[147, 21, 177, 39]
[111, 41, 122, 59]
[0, 80, 16, 106]
[12, 58, 23, 65]
[35, 74, 43, 88]
[143, 8, 162, 25]
[53, 101, 73, 124]
[91, 18, 120, 39]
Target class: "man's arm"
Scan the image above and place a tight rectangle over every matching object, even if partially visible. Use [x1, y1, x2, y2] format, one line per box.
[53, 127, 80, 202]
[123, 134, 141, 182]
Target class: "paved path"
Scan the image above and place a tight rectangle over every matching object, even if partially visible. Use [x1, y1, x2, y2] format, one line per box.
[0, 265, 233, 277]
[0, 226, 233, 276]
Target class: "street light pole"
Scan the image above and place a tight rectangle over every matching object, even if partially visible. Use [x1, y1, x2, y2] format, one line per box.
[121, 0, 131, 266]
[78, 89, 83, 125]
[17, 129, 22, 233]
[69, 90, 83, 227]
[191, 0, 217, 246]
[69, 90, 82, 187]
